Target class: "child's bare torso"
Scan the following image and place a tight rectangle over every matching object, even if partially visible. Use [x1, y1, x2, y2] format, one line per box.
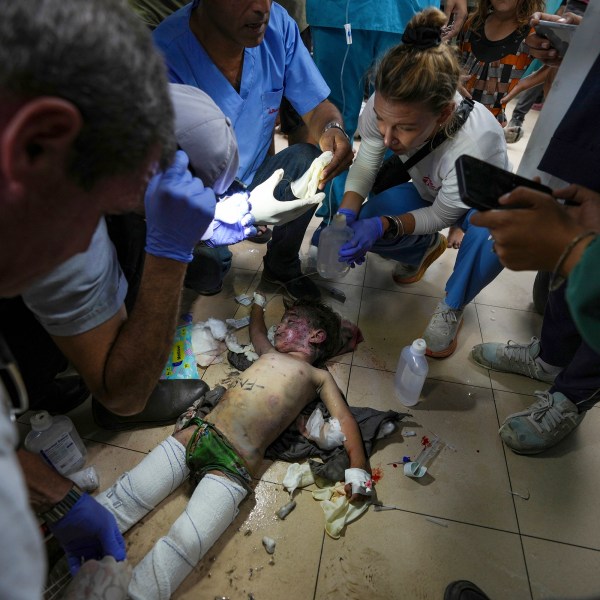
[205, 351, 326, 475]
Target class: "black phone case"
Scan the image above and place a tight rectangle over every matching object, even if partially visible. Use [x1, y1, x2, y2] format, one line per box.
[456, 155, 552, 211]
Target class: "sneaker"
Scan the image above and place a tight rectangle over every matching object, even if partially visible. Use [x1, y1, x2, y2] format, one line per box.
[470, 337, 559, 383]
[444, 580, 490, 600]
[392, 233, 447, 285]
[260, 263, 321, 300]
[422, 300, 464, 358]
[504, 118, 524, 144]
[499, 391, 584, 454]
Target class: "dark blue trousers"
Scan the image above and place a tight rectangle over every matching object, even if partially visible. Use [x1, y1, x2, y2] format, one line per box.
[541, 284, 600, 410]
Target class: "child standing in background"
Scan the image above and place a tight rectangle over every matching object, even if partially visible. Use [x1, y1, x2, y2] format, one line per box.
[457, 0, 545, 127]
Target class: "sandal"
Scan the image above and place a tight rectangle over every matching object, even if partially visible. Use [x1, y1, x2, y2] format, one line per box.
[246, 224, 272, 244]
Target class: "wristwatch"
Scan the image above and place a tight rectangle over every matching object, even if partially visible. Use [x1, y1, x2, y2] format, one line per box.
[382, 216, 399, 240]
[322, 121, 350, 143]
[41, 485, 83, 525]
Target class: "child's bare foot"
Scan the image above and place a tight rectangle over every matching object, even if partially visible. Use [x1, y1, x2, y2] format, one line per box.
[447, 226, 464, 249]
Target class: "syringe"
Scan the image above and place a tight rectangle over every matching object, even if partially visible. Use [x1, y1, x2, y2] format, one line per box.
[404, 436, 445, 478]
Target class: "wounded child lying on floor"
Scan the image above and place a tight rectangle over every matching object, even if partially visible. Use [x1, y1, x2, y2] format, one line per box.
[96, 294, 372, 600]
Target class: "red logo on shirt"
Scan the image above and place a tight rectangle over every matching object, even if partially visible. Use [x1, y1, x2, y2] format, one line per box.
[422, 176, 440, 192]
[268, 107, 279, 115]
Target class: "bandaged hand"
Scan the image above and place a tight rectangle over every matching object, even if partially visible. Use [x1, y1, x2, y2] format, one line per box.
[253, 292, 266, 308]
[344, 468, 373, 501]
[145, 150, 216, 263]
[203, 190, 256, 247]
[250, 169, 325, 226]
[339, 217, 383, 266]
[48, 492, 126, 575]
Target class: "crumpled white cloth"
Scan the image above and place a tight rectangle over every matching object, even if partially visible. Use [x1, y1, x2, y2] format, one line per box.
[282, 462, 315, 497]
[290, 151, 333, 199]
[303, 407, 346, 451]
[282, 463, 369, 539]
[312, 483, 369, 539]
[191, 318, 257, 367]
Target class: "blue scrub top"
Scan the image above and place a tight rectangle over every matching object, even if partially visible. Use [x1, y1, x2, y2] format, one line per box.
[306, 0, 439, 33]
[153, 2, 330, 185]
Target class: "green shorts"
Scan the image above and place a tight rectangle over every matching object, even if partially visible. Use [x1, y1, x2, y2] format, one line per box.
[185, 417, 253, 492]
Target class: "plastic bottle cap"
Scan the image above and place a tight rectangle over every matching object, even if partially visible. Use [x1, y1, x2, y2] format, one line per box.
[332, 213, 346, 227]
[30, 410, 53, 432]
[411, 338, 427, 355]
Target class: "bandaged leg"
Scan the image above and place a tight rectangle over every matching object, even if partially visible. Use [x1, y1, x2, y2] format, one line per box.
[128, 473, 247, 600]
[95, 436, 189, 533]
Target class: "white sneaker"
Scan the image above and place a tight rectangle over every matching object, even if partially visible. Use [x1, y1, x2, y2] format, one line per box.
[470, 337, 559, 383]
[422, 300, 464, 358]
[499, 391, 584, 454]
[393, 233, 447, 285]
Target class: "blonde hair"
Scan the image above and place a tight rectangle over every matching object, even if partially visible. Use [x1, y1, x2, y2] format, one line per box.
[466, 0, 545, 31]
[375, 8, 461, 133]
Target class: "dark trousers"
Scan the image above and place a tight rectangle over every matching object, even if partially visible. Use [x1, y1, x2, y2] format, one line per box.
[541, 284, 600, 410]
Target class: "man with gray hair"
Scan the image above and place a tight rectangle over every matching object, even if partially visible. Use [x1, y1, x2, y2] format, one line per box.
[0, 0, 216, 596]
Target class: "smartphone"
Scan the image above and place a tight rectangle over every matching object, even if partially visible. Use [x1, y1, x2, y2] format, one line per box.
[534, 20, 577, 58]
[455, 155, 552, 211]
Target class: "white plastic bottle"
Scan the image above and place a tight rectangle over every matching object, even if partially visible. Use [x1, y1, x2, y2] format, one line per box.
[394, 338, 429, 407]
[317, 212, 353, 279]
[24, 411, 87, 475]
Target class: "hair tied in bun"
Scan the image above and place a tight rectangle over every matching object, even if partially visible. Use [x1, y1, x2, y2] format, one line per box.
[401, 26, 442, 50]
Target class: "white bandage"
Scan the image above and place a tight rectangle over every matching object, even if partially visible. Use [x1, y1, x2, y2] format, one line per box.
[253, 292, 266, 308]
[128, 474, 247, 600]
[344, 468, 373, 496]
[290, 151, 333, 199]
[95, 436, 189, 533]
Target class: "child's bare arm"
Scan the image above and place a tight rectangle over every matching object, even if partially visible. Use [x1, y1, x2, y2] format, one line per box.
[249, 293, 275, 355]
[317, 371, 371, 501]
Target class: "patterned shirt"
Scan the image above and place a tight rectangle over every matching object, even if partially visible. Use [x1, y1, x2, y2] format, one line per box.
[458, 21, 533, 125]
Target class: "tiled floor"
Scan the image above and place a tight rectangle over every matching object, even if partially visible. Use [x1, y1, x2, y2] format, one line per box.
[33, 104, 600, 599]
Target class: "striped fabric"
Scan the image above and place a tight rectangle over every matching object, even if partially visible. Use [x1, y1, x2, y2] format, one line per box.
[458, 23, 534, 125]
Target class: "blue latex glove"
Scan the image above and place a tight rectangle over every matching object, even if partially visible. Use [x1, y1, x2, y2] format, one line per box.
[145, 150, 216, 263]
[203, 190, 257, 247]
[337, 208, 358, 226]
[339, 216, 383, 265]
[48, 493, 126, 575]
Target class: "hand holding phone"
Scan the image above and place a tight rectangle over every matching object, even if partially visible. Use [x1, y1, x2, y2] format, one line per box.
[455, 155, 552, 211]
[534, 20, 577, 58]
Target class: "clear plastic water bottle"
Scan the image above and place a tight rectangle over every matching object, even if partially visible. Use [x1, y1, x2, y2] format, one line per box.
[24, 411, 87, 475]
[394, 338, 429, 407]
[317, 212, 353, 279]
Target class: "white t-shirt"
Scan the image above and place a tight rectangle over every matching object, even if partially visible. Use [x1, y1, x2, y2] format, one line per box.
[346, 92, 510, 234]
[0, 385, 46, 599]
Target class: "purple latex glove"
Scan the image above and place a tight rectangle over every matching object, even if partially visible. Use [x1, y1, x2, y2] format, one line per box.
[339, 216, 383, 265]
[337, 208, 358, 226]
[48, 493, 126, 575]
[203, 190, 257, 247]
[145, 150, 216, 263]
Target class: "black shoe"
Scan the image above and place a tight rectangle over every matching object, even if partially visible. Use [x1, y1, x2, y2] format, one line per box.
[260, 264, 321, 300]
[444, 580, 491, 600]
[246, 225, 272, 244]
[30, 376, 90, 415]
[92, 379, 210, 431]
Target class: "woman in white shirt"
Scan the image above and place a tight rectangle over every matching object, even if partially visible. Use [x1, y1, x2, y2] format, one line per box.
[335, 7, 509, 357]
